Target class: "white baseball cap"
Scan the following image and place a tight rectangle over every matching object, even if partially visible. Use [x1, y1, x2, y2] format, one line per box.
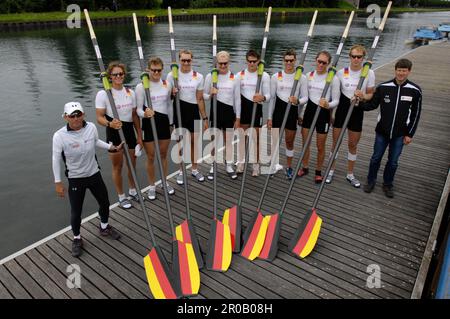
[63, 102, 84, 117]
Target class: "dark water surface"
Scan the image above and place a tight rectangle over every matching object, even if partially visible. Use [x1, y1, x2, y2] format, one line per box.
[1, 11, 448, 259]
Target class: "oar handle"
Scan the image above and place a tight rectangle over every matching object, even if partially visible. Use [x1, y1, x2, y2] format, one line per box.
[132, 12, 177, 238]
[257, 10, 318, 211]
[311, 3, 392, 209]
[167, 7, 192, 218]
[238, 7, 272, 208]
[278, 11, 354, 215]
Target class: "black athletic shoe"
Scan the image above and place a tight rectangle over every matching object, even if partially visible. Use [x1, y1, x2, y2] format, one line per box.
[72, 238, 83, 257]
[363, 183, 375, 193]
[382, 185, 394, 198]
[99, 225, 121, 240]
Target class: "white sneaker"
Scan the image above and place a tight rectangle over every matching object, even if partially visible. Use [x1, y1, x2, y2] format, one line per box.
[160, 183, 175, 195]
[176, 172, 184, 185]
[325, 171, 334, 184]
[226, 164, 237, 180]
[207, 165, 214, 180]
[147, 187, 156, 201]
[252, 164, 260, 177]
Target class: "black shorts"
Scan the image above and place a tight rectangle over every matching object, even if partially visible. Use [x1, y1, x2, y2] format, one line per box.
[333, 93, 364, 132]
[105, 115, 137, 150]
[209, 100, 236, 130]
[272, 96, 298, 131]
[301, 100, 331, 134]
[142, 111, 171, 142]
[173, 99, 201, 133]
[240, 95, 263, 128]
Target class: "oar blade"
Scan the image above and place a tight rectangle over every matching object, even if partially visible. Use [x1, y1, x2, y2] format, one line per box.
[288, 209, 322, 258]
[222, 205, 242, 253]
[172, 240, 201, 296]
[240, 210, 270, 260]
[258, 212, 282, 261]
[175, 219, 204, 269]
[143, 246, 181, 299]
[206, 219, 232, 272]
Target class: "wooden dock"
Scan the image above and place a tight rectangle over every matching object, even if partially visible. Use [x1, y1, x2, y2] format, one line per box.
[1, 42, 449, 299]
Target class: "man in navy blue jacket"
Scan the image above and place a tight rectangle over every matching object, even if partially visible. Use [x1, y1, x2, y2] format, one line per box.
[357, 59, 422, 198]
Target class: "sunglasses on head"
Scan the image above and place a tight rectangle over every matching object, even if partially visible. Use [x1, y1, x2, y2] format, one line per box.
[181, 59, 192, 63]
[317, 59, 328, 65]
[110, 72, 125, 77]
[350, 54, 364, 59]
[68, 112, 83, 119]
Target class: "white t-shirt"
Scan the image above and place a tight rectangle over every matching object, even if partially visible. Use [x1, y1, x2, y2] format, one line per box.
[236, 69, 271, 102]
[268, 71, 308, 120]
[306, 70, 340, 108]
[203, 71, 241, 118]
[135, 79, 173, 124]
[166, 69, 204, 105]
[52, 121, 110, 182]
[337, 67, 375, 99]
[95, 87, 136, 122]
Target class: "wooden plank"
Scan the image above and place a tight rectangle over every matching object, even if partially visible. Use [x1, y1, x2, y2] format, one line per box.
[46, 237, 126, 299]
[35, 244, 104, 299]
[15, 253, 69, 299]
[0, 277, 13, 299]
[0, 264, 31, 299]
[3, 259, 50, 299]
[412, 168, 450, 298]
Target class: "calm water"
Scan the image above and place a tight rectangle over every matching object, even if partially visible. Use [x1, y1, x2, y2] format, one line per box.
[0, 11, 448, 259]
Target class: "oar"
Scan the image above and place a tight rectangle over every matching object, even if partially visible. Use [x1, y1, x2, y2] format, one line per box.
[276, 11, 355, 260]
[289, 2, 392, 259]
[167, 7, 204, 274]
[132, 13, 200, 297]
[205, 15, 233, 272]
[240, 10, 318, 261]
[84, 10, 181, 299]
[223, 7, 272, 254]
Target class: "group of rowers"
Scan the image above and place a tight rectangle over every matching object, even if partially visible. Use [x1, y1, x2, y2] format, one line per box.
[52, 43, 422, 256]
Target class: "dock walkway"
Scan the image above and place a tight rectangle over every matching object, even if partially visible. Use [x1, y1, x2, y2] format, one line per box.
[1, 42, 449, 299]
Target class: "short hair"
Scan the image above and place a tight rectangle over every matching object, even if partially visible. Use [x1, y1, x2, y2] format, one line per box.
[246, 50, 260, 60]
[315, 50, 332, 63]
[349, 44, 367, 57]
[217, 51, 230, 60]
[179, 49, 193, 59]
[283, 48, 297, 59]
[147, 57, 164, 69]
[395, 58, 413, 70]
[107, 61, 126, 77]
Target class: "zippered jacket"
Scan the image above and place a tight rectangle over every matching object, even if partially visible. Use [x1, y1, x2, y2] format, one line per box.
[361, 78, 422, 138]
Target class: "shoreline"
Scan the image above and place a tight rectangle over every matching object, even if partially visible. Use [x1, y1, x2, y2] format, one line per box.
[1, 7, 449, 32]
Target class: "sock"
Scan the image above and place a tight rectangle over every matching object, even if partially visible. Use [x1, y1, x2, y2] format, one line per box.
[328, 170, 334, 176]
[149, 185, 156, 191]
[118, 193, 126, 201]
[100, 222, 108, 230]
[74, 235, 81, 240]
[192, 169, 198, 174]
[347, 173, 355, 180]
[129, 188, 137, 196]
[315, 170, 322, 176]
[226, 164, 234, 173]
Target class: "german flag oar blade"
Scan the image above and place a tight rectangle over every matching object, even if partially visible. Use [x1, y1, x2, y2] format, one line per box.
[175, 219, 204, 269]
[258, 212, 281, 261]
[222, 205, 242, 253]
[143, 246, 181, 299]
[172, 240, 200, 296]
[206, 219, 232, 272]
[240, 211, 270, 260]
[288, 209, 322, 258]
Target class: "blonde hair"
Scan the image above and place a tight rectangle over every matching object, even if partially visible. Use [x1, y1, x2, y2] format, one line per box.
[217, 51, 230, 61]
[349, 44, 367, 57]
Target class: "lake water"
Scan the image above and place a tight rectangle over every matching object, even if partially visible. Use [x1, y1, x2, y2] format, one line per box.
[1, 11, 448, 259]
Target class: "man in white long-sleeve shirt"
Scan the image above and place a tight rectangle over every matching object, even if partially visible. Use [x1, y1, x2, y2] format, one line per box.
[52, 102, 122, 257]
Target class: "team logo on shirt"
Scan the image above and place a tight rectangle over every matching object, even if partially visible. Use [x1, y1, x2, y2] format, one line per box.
[229, 73, 235, 80]
[70, 142, 81, 149]
[384, 95, 391, 103]
[278, 71, 283, 81]
[344, 67, 350, 78]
